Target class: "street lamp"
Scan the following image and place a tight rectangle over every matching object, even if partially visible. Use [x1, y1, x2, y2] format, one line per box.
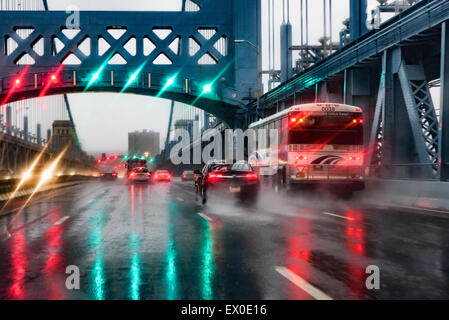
[234, 39, 262, 119]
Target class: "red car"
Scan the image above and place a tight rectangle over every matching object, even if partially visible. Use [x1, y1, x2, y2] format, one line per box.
[152, 170, 172, 182]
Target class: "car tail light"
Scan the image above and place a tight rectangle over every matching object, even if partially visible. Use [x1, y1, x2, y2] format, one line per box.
[147, 173, 151, 177]
[208, 173, 223, 181]
[130, 172, 135, 177]
[183, 174, 187, 178]
[245, 173, 258, 180]
[100, 173, 105, 177]
[112, 173, 117, 176]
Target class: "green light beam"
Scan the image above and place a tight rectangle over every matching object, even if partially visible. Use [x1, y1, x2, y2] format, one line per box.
[155, 73, 179, 99]
[191, 58, 235, 106]
[84, 55, 113, 91]
[121, 64, 146, 93]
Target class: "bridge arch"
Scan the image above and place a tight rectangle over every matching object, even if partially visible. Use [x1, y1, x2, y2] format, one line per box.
[0, 72, 244, 128]
[0, 0, 262, 128]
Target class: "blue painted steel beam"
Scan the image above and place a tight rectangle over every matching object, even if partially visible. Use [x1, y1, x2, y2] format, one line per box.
[258, 0, 448, 109]
[0, 0, 261, 126]
[440, 22, 449, 181]
[350, 0, 367, 41]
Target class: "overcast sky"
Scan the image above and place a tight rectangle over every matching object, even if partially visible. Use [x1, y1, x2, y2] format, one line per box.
[45, 0, 385, 154]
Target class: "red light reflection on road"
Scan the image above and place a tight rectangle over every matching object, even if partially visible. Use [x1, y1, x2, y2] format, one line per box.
[8, 233, 27, 299]
[285, 215, 313, 300]
[345, 209, 366, 299]
[130, 184, 135, 216]
[139, 185, 142, 205]
[43, 215, 66, 300]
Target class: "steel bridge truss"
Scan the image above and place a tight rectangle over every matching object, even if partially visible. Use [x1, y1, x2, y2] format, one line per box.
[256, 0, 449, 181]
[0, 0, 261, 124]
[369, 48, 440, 179]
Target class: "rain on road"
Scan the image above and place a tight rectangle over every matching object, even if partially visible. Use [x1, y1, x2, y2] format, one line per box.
[0, 179, 448, 300]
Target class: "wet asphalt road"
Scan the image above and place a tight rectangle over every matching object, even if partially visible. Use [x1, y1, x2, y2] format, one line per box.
[0, 178, 448, 300]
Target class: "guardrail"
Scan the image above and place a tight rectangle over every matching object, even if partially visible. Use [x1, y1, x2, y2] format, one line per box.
[0, 175, 95, 198]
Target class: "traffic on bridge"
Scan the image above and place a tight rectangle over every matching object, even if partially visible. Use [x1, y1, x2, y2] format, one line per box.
[0, 0, 449, 312]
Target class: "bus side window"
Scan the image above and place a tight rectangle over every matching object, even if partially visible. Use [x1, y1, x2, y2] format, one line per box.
[281, 117, 288, 145]
[263, 123, 268, 149]
[266, 123, 270, 149]
[269, 122, 275, 148]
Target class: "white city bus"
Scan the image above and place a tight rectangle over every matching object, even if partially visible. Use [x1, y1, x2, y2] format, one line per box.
[248, 103, 365, 191]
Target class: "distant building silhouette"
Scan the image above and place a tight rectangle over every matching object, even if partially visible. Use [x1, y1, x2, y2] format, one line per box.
[128, 130, 160, 157]
[50, 120, 90, 161]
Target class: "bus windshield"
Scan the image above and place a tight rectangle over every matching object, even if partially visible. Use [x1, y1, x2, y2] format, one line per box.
[288, 113, 363, 145]
[289, 129, 363, 145]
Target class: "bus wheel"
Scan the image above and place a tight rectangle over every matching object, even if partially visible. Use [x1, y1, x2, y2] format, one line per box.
[273, 172, 282, 192]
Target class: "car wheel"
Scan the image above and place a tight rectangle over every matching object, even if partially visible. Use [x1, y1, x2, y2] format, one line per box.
[201, 189, 207, 204]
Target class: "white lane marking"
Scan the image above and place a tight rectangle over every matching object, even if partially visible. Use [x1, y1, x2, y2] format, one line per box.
[394, 205, 449, 216]
[53, 216, 70, 225]
[197, 212, 213, 222]
[177, 197, 185, 202]
[322, 211, 354, 221]
[275, 267, 333, 300]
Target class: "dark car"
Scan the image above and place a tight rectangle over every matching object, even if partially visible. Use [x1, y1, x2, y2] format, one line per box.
[100, 171, 118, 180]
[181, 170, 196, 181]
[195, 161, 260, 204]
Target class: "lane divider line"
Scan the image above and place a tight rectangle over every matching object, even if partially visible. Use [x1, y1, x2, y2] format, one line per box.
[322, 212, 354, 221]
[1, 207, 61, 240]
[393, 205, 449, 216]
[275, 266, 333, 300]
[53, 216, 70, 225]
[197, 212, 213, 222]
[177, 197, 185, 202]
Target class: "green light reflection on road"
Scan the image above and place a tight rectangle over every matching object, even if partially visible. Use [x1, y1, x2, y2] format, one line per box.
[129, 232, 141, 300]
[165, 238, 177, 300]
[165, 203, 178, 300]
[90, 224, 106, 300]
[200, 220, 214, 300]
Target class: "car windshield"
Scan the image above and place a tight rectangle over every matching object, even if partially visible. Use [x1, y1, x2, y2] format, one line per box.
[231, 163, 252, 171]
[135, 167, 148, 173]
[210, 165, 231, 173]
